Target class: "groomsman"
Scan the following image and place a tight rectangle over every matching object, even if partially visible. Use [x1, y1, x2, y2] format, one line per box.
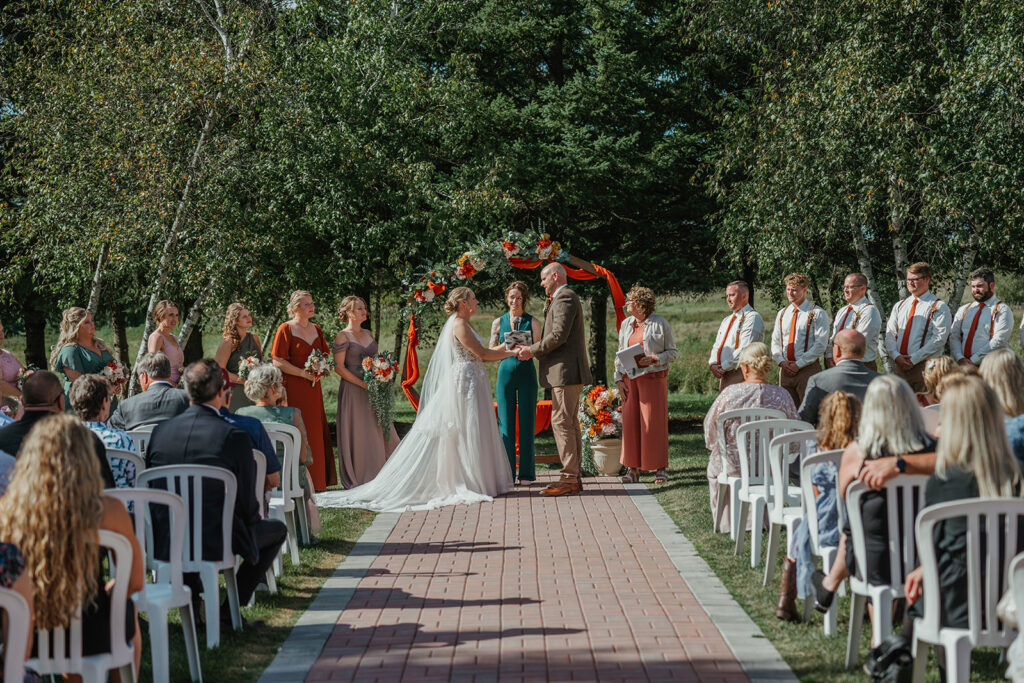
[950, 267, 1013, 368]
[770, 273, 830, 405]
[885, 261, 951, 392]
[709, 280, 764, 390]
[825, 273, 882, 371]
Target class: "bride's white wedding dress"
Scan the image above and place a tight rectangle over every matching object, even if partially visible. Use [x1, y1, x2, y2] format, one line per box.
[315, 314, 514, 512]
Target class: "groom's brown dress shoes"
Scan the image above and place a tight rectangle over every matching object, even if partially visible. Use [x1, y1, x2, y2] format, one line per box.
[539, 481, 582, 496]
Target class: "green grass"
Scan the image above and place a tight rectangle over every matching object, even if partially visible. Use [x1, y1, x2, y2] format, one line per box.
[646, 411, 1005, 682]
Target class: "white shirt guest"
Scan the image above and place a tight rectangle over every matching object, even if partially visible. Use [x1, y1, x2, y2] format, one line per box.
[884, 262, 951, 393]
[770, 273, 830, 405]
[708, 281, 764, 391]
[826, 273, 882, 367]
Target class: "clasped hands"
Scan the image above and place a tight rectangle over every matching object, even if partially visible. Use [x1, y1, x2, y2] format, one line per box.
[507, 343, 533, 361]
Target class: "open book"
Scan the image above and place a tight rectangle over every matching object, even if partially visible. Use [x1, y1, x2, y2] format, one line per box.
[616, 343, 646, 377]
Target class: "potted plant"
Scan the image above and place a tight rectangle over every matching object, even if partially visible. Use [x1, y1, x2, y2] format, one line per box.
[578, 384, 623, 476]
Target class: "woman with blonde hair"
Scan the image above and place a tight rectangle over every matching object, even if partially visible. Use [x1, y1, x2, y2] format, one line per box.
[979, 347, 1024, 418]
[0, 316, 26, 399]
[316, 287, 516, 510]
[215, 302, 263, 411]
[703, 342, 798, 531]
[271, 290, 335, 491]
[331, 296, 399, 488]
[917, 355, 956, 407]
[146, 299, 185, 385]
[51, 306, 117, 409]
[0, 414, 144, 677]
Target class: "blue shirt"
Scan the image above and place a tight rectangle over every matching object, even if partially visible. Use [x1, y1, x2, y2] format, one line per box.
[0, 413, 13, 428]
[1006, 415, 1024, 471]
[219, 407, 281, 474]
[86, 420, 137, 488]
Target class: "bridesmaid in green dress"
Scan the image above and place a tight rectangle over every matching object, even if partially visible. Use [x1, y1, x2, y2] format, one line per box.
[488, 281, 541, 485]
[51, 307, 118, 409]
[215, 302, 264, 411]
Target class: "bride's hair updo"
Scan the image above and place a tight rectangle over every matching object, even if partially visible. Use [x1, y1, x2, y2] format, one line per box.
[444, 287, 473, 315]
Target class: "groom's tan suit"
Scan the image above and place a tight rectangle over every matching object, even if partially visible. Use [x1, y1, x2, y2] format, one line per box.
[530, 285, 592, 484]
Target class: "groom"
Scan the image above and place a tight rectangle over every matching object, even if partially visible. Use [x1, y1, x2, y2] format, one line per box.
[517, 263, 592, 496]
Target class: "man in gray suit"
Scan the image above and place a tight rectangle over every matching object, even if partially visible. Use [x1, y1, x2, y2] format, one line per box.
[108, 352, 190, 430]
[517, 263, 592, 496]
[798, 329, 879, 425]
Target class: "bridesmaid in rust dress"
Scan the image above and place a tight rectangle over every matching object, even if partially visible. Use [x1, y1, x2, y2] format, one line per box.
[271, 290, 337, 491]
[332, 296, 399, 488]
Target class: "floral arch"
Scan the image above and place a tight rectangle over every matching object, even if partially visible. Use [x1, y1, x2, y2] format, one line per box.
[401, 231, 626, 410]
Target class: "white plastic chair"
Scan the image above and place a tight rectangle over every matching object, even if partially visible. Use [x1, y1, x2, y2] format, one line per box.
[845, 475, 930, 668]
[763, 429, 817, 586]
[264, 423, 307, 564]
[127, 426, 155, 458]
[250, 449, 277, 597]
[0, 583, 30, 683]
[799, 448, 845, 634]
[910, 498, 1024, 683]
[26, 529, 137, 683]
[713, 408, 788, 539]
[106, 488, 202, 683]
[106, 447, 146, 486]
[138, 464, 242, 649]
[734, 418, 812, 567]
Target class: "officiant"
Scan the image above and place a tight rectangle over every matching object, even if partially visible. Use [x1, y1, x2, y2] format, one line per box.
[614, 286, 677, 485]
[489, 281, 542, 485]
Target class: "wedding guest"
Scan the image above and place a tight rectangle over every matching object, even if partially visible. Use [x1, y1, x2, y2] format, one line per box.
[978, 347, 1024, 419]
[217, 373, 280, 491]
[0, 317, 25, 399]
[0, 415, 144, 676]
[0, 449, 15, 495]
[107, 352, 190, 431]
[69, 374, 138, 488]
[949, 268, 1013, 368]
[238, 364, 315, 509]
[770, 273, 829, 405]
[917, 355, 956, 407]
[489, 282, 541, 485]
[884, 262, 951, 393]
[704, 342, 798, 531]
[777, 391, 860, 621]
[215, 302, 263, 411]
[797, 330, 877, 426]
[51, 307, 118, 409]
[825, 273, 881, 371]
[271, 291, 335, 491]
[332, 296, 398, 489]
[615, 286, 677, 484]
[146, 300, 185, 386]
[0, 395, 18, 426]
[708, 281, 764, 390]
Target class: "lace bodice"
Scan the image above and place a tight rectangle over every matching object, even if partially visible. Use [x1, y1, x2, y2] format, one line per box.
[453, 330, 484, 365]
[452, 329, 487, 401]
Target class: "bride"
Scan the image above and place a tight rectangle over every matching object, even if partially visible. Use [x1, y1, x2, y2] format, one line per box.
[316, 286, 517, 512]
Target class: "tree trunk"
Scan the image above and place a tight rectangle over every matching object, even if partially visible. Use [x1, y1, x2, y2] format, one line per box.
[588, 290, 608, 385]
[110, 301, 131, 399]
[183, 315, 205, 365]
[372, 289, 381, 337]
[808, 273, 824, 310]
[743, 254, 757, 308]
[86, 241, 110, 317]
[392, 309, 405, 358]
[21, 295, 47, 369]
[262, 314, 282, 353]
[889, 185, 910, 300]
[179, 275, 217, 352]
[947, 231, 978, 311]
[852, 220, 893, 373]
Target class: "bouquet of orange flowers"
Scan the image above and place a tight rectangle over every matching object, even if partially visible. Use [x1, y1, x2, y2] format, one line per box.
[102, 359, 128, 392]
[362, 351, 399, 441]
[236, 356, 261, 380]
[304, 349, 335, 385]
[578, 384, 622, 443]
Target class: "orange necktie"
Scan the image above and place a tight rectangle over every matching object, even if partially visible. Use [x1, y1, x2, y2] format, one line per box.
[839, 305, 855, 330]
[786, 306, 798, 362]
[717, 314, 737, 364]
[962, 302, 985, 359]
[899, 299, 918, 356]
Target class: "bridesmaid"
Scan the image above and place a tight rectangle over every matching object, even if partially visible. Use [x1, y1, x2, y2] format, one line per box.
[0, 317, 25, 399]
[216, 302, 263, 411]
[146, 300, 185, 385]
[332, 296, 399, 489]
[51, 307, 118, 408]
[271, 290, 336, 491]
[488, 281, 541, 485]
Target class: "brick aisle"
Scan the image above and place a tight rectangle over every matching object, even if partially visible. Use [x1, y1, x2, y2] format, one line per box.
[306, 475, 749, 682]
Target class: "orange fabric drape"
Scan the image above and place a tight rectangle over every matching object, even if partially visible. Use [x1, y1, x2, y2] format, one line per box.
[402, 258, 625, 410]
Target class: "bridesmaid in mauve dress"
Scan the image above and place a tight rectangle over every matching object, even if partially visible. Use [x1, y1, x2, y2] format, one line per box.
[332, 296, 398, 489]
[271, 290, 336, 491]
[146, 300, 185, 386]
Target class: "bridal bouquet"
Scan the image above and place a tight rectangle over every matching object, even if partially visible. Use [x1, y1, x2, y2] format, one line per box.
[362, 351, 399, 440]
[102, 359, 128, 392]
[304, 349, 335, 385]
[236, 356, 261, 380]
[578, 384, 622, 443]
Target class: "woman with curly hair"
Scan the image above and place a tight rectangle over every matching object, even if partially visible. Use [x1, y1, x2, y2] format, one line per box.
[0, 414, 143, 678]
[917, 355, 956, 407]
[51, 307, 117, 410]
[216, 303, 263, 411]
[146, 300, 184, 385]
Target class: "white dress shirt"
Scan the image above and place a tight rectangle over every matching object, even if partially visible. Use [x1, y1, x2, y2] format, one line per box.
[707, 304, 764, 371]
[771, 300, 830, 368]
[826, 296, 882, 362]
[884, 290, 952, 365]
[950, 295, 1013, 364]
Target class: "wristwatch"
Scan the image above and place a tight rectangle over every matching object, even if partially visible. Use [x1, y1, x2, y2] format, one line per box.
[895, 456, 907, 474]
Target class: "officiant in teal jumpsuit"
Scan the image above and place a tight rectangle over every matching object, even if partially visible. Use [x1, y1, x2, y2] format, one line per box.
[489, 281, 541, 484]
